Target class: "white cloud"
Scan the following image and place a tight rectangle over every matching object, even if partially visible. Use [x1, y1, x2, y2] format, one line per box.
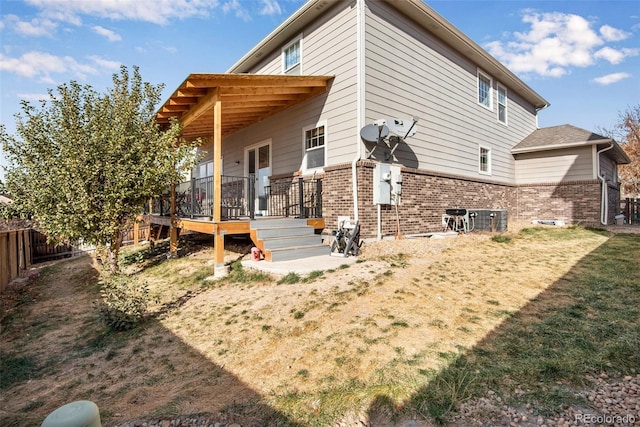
[594, 47, 639, 64]
[92, 25, 122, 42]
[222, 0, 251, 22]
[0, 51, 98, 84]
[260, 0, 282, 16]
[2, 14, 58, 37]
[17, 92, 51, 102]
[88, 55, 121, 70]
[592, 72, 631, 85]
[485, 11, 637, 78]
[26, 0, 221, 25]
[599, 25, 630, 42]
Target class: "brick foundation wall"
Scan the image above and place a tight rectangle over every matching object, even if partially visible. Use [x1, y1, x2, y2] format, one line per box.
[321, 162, 618, 238]
[324, 161, 517, 238]
[322, 163, 358, 231]
[515, 180, 615, 227]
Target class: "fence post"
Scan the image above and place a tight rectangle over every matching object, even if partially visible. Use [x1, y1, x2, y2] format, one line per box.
[624, 198, 630, 222]
[23, 229, 31, 269]
[8, 231, 18, 282]
[0, 232, 8, 293]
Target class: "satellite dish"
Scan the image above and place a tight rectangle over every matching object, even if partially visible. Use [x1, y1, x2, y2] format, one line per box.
[378, 118, 418, 138]
[360, 123, 389, 144]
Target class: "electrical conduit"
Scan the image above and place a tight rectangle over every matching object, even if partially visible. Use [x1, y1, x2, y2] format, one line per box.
[352, 0, 365, 225]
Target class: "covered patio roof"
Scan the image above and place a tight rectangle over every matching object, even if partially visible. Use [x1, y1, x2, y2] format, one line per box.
[155, 73, 334, 140]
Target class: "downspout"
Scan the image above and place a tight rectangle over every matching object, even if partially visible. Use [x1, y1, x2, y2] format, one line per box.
[596, 143, 614, 225]
[351, 0, 365, 223]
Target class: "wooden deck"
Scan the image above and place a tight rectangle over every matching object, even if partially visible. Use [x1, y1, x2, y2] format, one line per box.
[146, 215, 324, 236]
[144, 214, 326, 268]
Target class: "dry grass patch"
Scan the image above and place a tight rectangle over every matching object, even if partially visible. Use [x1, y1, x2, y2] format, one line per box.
[2, 227, 637, 426]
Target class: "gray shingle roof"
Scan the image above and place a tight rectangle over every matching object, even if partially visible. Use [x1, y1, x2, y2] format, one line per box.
[512, 124, 631, 164]
[513, 124, 610, 151]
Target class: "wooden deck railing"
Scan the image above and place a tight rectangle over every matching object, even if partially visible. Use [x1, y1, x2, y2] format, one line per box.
[266, 177, 323, 219]
[151, 175, 253, 220]
[150, 175, 322, 220]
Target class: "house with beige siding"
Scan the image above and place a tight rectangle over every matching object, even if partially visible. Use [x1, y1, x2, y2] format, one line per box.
[150, 0, 630, 271]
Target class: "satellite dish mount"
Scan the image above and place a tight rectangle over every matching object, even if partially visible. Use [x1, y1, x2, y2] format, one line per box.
[360, 116, 418, 159]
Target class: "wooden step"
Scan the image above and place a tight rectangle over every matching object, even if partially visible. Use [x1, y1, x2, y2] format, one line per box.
[266, 244, 328, 262]
[262, 234, 322, 250]
[251, 218, 327, 262]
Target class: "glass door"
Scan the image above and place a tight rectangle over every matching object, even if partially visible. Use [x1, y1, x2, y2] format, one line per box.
[246, 141, 271, 216]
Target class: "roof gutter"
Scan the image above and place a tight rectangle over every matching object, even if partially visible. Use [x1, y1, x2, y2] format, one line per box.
[405, 0, 549, 110]
[511, 138, 613, 155]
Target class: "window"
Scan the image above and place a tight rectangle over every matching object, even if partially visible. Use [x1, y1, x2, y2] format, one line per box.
[479, 146, 491, 175]
[197, 160, 213, 178]
[497, 84, 507, 124]
[477, 70, 492, 109]
[303, 124, 325, 171]
[283, 38, 301, 75]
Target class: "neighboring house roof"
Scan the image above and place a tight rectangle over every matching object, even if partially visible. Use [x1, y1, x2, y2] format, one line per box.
[227, 0, 549, 111]
[513, 124, 631, 164]
[0, 195, 13, 205]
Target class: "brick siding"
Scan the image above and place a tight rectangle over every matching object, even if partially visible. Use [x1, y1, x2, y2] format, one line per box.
[321, 162, 621, 238]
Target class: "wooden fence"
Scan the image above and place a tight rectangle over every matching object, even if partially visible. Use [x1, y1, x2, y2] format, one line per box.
[0, 229, 31, 293]
[122, 221, 150, 245]
[620, 198, 639, 225]
[30, 230, 75, 263]
[1, 219, 151, 293]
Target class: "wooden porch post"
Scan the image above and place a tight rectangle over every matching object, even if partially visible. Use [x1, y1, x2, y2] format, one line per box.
[212, 88, 228, 277]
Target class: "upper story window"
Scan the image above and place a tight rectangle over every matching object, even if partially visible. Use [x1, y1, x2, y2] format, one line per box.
[283, 37, 301, 75]
[479, 145, 491, 175]
[477, 70, 492, 109]
[303, 123, 326, 172]
[497, 84, 508, 124]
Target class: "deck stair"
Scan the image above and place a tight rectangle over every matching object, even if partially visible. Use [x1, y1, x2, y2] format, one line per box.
[250, 218, 327, 262]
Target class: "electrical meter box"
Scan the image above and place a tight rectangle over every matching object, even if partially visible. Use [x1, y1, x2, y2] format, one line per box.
[373, 163, 391, 204]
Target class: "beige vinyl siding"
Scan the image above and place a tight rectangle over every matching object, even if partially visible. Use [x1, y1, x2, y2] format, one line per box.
[219, 1, 358, 176]
[599, 154, 617, 183]
[363, 0, 537, 184]
[514, 146, 594, 184]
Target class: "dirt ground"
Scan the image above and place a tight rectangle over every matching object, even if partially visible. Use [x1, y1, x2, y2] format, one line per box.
[0, 222, 637, 426]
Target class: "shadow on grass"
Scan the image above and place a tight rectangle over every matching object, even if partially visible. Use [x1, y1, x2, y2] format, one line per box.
[120, 233, 252, 276]
[0, 254, 300, 427]
[370, 231, 640, 424]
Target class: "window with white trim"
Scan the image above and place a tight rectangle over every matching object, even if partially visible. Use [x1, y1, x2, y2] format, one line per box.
[479, 146, 491, 175]
[303, 123, 325, 171]
[497, 84, 508, 124]
[477, 70, 492, 109]
[283, 38, 301, 75]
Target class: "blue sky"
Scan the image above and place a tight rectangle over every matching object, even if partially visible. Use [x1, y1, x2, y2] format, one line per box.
[1, 0, 639, 180]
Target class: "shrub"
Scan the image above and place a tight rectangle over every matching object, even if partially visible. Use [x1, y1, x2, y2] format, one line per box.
[95, 274, 150, 331]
